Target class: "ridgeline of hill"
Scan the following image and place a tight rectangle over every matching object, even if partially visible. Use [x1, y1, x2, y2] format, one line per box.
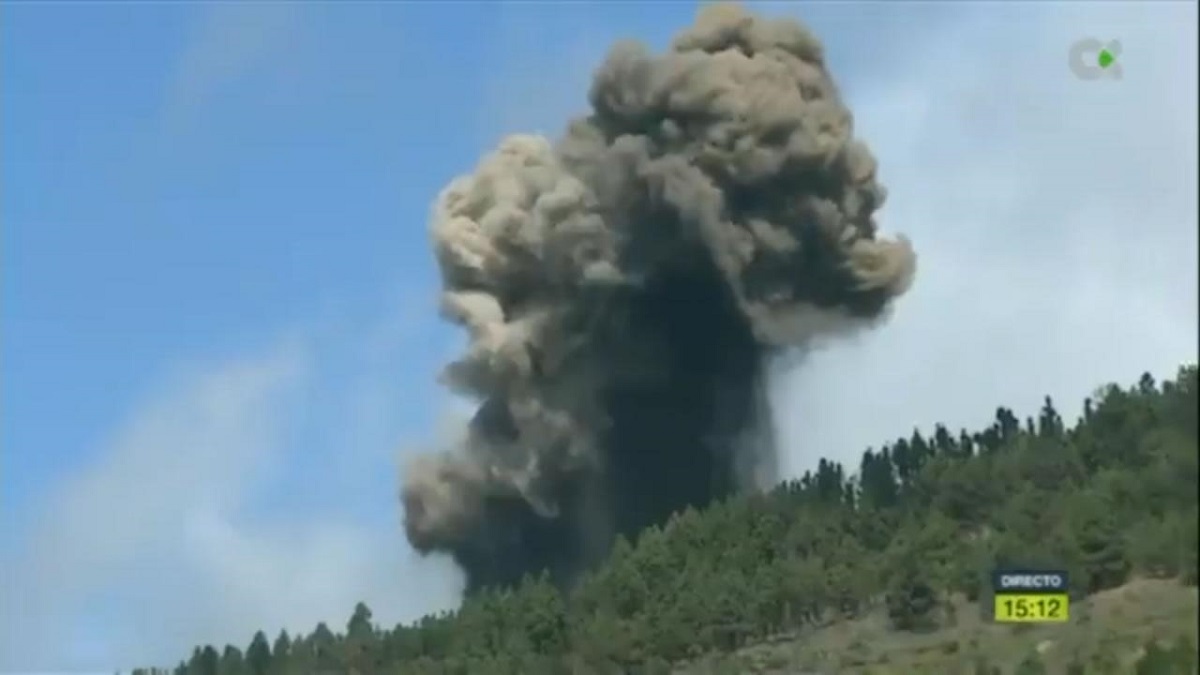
[144, 365, 1198, 674]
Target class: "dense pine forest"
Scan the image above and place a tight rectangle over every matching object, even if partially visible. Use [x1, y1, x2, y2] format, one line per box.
[142, 365, 1198, 674]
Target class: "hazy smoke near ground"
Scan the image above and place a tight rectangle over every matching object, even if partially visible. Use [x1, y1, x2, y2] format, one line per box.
[402, 3, 917, 594]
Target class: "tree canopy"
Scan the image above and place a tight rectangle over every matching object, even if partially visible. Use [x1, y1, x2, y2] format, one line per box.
[140, 365, 1198, 674]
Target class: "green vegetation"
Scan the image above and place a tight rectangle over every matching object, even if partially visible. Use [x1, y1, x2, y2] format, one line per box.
[146, 365, 1198, 674]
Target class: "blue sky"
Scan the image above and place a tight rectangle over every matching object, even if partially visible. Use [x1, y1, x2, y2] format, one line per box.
[2, 1, 1196, 672]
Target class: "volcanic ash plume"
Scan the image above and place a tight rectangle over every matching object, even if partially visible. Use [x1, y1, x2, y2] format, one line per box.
[402, 3, 917, 594]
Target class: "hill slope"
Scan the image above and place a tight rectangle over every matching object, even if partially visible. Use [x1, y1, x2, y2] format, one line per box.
[682, 578, 1197, 674]
[148, 365, 1198, 674]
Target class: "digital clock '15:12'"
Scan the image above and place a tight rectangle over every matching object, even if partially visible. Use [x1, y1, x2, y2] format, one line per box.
[993, 593, 1070, 623]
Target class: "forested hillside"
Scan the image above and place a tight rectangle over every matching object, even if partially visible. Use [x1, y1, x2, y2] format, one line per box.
[146, 365, 1198, 674]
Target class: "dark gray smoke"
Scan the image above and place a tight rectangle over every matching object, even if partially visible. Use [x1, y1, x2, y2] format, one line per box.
[402, 3, 916, 594]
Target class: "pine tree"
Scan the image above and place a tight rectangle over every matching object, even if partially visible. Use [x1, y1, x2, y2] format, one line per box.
[347, 602, 374, 639]
[267, 631, 290, 674]
[311, 622, 339, 672]
[218, 645, 246, 675]
[1066, 489, 1131, 592]
[198, 646, 218, 675]
[245, 631, 271, 675]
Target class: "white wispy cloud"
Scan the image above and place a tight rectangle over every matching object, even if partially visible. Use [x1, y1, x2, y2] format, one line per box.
[768, 1, 1198, 477]
[0, 320, 463, 672]
[2, 339, 307, 669]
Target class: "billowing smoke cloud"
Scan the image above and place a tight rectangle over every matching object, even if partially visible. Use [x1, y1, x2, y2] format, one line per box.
[402, 3, 917, 594]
